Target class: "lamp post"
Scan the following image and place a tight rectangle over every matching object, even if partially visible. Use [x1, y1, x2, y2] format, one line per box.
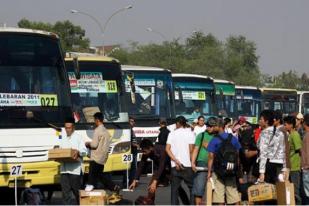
[147, 27, 172, 69]
[71, 5, 132, 55]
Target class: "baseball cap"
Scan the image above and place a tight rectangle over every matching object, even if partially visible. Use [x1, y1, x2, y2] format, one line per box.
[206, 117, 217, 127]
[297, 113, 304, 120]
[239, 116, 247, 124]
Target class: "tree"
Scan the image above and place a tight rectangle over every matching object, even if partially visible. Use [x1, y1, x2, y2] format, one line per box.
[18, 18, 90, 52]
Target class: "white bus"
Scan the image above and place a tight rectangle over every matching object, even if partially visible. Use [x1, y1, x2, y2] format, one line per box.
[0, 28, 72, 188]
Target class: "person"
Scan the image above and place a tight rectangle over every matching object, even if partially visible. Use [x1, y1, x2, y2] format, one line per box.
[123, 116, 138, 187]
[191, 117, 216, 205]
[301, 114, 309, 204]
[224, 117, 233, 134]
[296, 113, 305, 139]
[193, 115, 206, 137]
[166, 116, 195, 205]
[59, 117, 87, 205]
[283, 115, 302, 205]
[156, 118, 171, 186]
[129, 139, 167, 202]
[84, 112, 120, 193]
[207, 118, 242, 205]
[257, 110, 287, 184]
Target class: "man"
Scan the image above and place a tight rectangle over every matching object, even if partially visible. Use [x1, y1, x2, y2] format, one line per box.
[301, 114, 309, 204]
[284, 116, 302, 205]
[128, 117, 138, 185]
[60, 117, 87, 205]
[129, 139, 167, 202]
[166, 116, 195, 205]
[207, 118, 241, 205]
[191, 117, 216, 205]
[296, 113, 305, 139]
[84, 112, 120, 193]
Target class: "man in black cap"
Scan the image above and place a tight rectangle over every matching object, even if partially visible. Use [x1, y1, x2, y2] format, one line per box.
[166, 116, 195, 205]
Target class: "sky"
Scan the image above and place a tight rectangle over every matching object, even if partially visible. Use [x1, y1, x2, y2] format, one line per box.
[1, 0, 309, 75]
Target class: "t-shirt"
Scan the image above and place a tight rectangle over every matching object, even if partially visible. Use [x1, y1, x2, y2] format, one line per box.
[289, 130, 302, 171]
[194, 125, 206, 137]
[195, 132, 213, 162]
[207, 132, 241, 154]
[166, 127, 195, 167]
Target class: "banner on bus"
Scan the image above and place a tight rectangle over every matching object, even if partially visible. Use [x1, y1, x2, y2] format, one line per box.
[0, 93, 58, 107]
[175, 91, 206, 100]
[68, 72, 117, 93]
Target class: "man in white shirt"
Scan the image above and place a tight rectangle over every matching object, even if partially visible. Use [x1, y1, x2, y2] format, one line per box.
[60, 117, 87, 205]
[166, 116, 195, 205]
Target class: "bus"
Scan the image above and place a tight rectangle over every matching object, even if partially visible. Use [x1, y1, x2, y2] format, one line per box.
[172, 73, 216, 122]
[0, 28, 72, 187]
[65, 54, 130, 172]
[214, 79, 236, 118]
[121, 65, 175, 142]
[297, 91, 309, 115]
[234, 86, 261, 124]
[260, 88, 298, 115]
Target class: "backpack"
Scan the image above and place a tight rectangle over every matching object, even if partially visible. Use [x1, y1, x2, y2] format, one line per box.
[20, 188, 44, 205]
[213, 133, 238, 179]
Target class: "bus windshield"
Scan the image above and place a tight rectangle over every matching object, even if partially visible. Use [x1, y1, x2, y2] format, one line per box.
[174, 81, 214, 122]
[66, 61, 126, 123]
[123, 71, 174, 119]
[0, 33, 71, 126]
[263, 95, 297, 114]
[302, 93, 309, 115]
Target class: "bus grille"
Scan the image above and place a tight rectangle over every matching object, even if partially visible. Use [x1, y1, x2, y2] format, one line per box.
[0, 147, 51, 163]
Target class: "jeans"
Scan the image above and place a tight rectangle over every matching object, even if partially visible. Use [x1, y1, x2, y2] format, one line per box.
[192, 161, 207, 197]
[303, 170, 309, 204]
[60, 174, 82, 205]
[88, 161, 116, 191]
[171, 167, 194, 205]
[290, 171, 302, 205]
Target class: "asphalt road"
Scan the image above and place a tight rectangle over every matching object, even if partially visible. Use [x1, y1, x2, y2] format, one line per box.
[0, 175, 192, 205]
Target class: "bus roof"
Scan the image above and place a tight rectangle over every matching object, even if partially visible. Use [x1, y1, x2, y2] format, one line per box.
[260, 87, 297, 92]
[121, 65, 171, 73]
[172, 73, 213, 81]
[213, 79, 235, 84]
[235, 85, 259, 90]
[65, 54, 119, 63]
[0, 27, 59, 38]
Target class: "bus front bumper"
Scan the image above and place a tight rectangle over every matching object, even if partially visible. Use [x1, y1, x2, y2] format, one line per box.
[0, 161, 60, 188]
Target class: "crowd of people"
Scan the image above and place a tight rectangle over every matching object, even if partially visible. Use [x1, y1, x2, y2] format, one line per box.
[57, 110, 309, 205]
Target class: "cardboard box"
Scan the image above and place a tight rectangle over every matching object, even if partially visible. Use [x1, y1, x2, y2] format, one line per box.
[48, 148, 78, 162]
[276, 181, 295, 205]
[80, 190, 107, 205]
[248, 183, 276, 202]
[206, 180, 213, 205]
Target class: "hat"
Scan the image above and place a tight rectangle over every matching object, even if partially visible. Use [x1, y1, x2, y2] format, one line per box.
[206, 117, 217, 127]
[297, 113, 304, 120]
[239, 116, 247, 124]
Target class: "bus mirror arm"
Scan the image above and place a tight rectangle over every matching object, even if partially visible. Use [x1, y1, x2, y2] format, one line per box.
[73, 57, 80, 79]
[26, 111, 62, 132]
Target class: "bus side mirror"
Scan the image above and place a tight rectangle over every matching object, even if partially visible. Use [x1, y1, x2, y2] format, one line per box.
[176, 87, 183, 102]
[73, 57, 80, 79]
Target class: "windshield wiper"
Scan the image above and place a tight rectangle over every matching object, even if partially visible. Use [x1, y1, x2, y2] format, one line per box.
[26, 110, 61, 131]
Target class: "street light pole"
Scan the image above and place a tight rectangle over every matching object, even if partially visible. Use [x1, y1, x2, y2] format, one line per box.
[71, 5, 132, 56]
[147, 27, 172, 69]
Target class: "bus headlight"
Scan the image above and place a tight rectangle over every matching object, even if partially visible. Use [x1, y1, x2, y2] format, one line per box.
[112, 141, 131, 154]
